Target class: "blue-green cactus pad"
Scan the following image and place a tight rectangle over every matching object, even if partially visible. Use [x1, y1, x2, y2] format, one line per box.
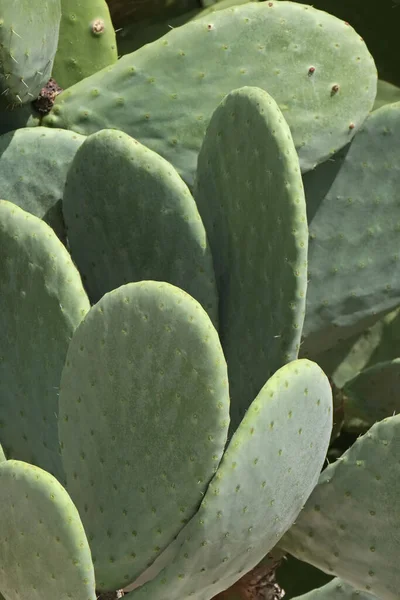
[280, 415, 400, 599]
[0, 201, 89, 480]
[0, 0, 61, 105]
[58, 281, 230, 591]
[195, 86, 308, 427]
[0, 127, 84, 241]
[63, 128, 218, 323]
[52, 0, 117, 89]
[301, 102, 400, 356]
[0, 460, 96, 600]
[43, 1, 377, 185]
[130, 359, 332, 600]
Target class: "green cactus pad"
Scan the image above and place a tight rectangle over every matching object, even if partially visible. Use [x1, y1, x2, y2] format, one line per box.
[280, 415, 400, 599]
[52, 0, 117, 89]
[0, 0, 61, 106]
[291, 578, 377, 600]
[43, 1, 377, 185]
[301, 102, 400, 356]
[194, 86, 308, 428]
[63, 129, 218, 323]
[342, 359, 400, 432]
[58, 281, 230, 591]
[0, 127, 84, 242]
[130, 359, 332, 600]
[0, 460, 96, 600]
[0, 201, 89, 480]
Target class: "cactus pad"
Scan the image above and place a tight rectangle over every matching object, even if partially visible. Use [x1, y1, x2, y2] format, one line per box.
[0, 201, 89, 480]
[0, 460, 96, 600]
[195, 86, 308, 427]
[43, 1, 377, 185]
[302, 102, 400, 356]
[0, 0, 61, 106]
[280, 415, 400, 599]
[52, 0, 117, 89]
[0, 127, 84, 242]
[63, 129, 218, 323]
[131, 359, 332, 600]
[58, 281, 230, 590]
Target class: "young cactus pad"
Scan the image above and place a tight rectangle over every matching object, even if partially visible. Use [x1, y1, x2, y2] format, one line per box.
[52, 0, 117, 89]
[0, 460, 96, 600]
[43, 1, 377, 185]
[195, 86, 308, 428]
[301, 102, 400, 356]
[130, 359, 333, 600]
[280, 415, 400, 599]
[0, 201, 90, 481]
[58, 281, 230, 591]
[0, 127, 84, 242]
[291, 578, 378, 600]
[0, 0, 61, 106]
[62, 129, 218, 324]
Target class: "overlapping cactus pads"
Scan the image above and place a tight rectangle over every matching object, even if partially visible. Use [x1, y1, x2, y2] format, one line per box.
[1, 1, 399, 599]
[43, 1, 377, 185]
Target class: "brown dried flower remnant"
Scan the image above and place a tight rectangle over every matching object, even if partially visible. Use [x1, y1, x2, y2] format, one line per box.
[33, 78, 63, 115]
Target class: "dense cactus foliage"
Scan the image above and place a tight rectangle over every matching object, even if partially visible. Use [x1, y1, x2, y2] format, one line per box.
[0, 1, 399, 600]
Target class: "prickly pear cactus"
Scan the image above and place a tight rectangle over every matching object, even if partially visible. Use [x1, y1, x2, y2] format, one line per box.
[0, 460, 96, 600]
[195, 86, 308, 428]
[280, 415, 400, 599]
[0, 1, 397, 597]
[58, 281, 230, 590]
[43, 1, 377, 185]
[0, 127, 84, 242]
[52, 0, 117, 89]
[129, 359, 332, 600]
[301, 102, 400, 356]
[62, 128, 218, 323]
[0, 201, 89, 481]
[0, 0, 61, 106]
